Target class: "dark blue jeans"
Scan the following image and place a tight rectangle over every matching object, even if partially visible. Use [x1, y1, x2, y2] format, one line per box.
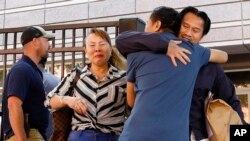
[67, 130, 119, 141]
[45, 113, 53, 140]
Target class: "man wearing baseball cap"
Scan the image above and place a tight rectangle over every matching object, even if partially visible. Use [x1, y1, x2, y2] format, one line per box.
[2, 26, 55, 141]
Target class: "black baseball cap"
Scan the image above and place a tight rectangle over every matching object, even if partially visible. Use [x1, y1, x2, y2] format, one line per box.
[21, 26, 55, 46]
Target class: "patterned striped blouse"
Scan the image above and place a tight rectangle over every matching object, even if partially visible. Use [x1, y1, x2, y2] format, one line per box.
[45, 65, 127, 135]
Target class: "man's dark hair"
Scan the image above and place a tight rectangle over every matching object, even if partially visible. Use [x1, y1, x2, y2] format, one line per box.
[174, 6, 211, 36]
[150, 6, 178, 32]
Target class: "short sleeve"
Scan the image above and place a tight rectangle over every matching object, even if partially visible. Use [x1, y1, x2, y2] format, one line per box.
[196, 45, 211, 67]
[7, 66, 32, 101]
[126, 54, 137, 83]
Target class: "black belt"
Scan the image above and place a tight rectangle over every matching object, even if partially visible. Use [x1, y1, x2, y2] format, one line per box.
[84, 128, 117, 135]
[5, 132, 14, 140]
[5, 128, 44, 140]
[85, 128, 100, 132]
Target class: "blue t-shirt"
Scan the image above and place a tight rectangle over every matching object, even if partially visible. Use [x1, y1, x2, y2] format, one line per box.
[39, 68, 60, 95]
[2, 55, 49, 139]
[119, 33, 210, 141]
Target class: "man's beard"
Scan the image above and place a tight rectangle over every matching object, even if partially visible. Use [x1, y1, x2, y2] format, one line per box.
[39, 52, 49, 65]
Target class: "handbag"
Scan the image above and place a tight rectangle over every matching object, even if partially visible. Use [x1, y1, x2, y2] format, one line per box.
[205, 93, 242, 141]
[50, 67, 81, 141]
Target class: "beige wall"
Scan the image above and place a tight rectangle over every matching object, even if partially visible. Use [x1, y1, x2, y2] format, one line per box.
[0, 0, 250, 54]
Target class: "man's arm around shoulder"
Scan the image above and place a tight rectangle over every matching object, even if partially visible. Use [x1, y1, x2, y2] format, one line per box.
[115, 31, 168, 57]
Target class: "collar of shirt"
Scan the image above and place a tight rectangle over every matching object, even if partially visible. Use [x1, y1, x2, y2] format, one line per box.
[39, 67, 46, 73]
[21, 55, 43, 79]
[81, 64, 125, 81]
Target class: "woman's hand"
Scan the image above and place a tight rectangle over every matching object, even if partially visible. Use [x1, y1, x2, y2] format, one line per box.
[64, 96, 88, 115]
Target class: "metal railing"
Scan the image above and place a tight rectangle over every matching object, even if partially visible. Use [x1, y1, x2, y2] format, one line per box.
[0, 21, 120, 79]
[0, 18, 146, 119]
[0, 18, 249, 140]
[236, 88, 250, 123]
[0, 20, 124, 141]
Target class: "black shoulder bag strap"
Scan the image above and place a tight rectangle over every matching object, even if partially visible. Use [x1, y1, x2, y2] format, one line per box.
[68, 67, 81, 96]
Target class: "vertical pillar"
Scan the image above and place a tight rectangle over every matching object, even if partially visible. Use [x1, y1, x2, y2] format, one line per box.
[118, 18, 145, 34]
